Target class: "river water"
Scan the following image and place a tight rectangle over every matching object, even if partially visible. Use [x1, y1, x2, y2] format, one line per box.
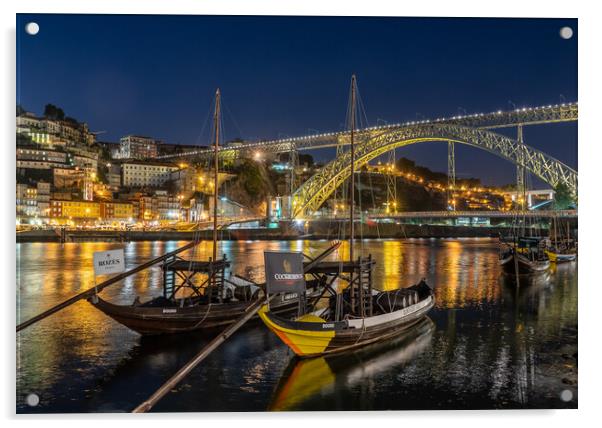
[16, 238, 577, 412]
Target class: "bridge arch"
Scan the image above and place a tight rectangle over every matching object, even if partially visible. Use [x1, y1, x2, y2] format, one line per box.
[292, 124, 577, 218]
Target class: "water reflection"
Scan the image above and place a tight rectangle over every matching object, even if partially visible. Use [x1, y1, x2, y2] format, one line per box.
[16, 238, 577, 412]
[269, 318, 435, 411]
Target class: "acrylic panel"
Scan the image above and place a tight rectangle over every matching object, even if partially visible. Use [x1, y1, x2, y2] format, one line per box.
[16, 14, 578, 413]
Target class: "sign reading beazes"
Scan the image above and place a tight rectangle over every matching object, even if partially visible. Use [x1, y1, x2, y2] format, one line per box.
[264, 251, 305, 295]
[93, 249, 125, 276]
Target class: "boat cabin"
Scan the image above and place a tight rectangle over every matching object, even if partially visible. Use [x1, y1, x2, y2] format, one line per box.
[162, 255, 230, 304]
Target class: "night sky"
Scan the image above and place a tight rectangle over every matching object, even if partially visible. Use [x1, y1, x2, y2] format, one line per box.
[16, 14, 577, 186]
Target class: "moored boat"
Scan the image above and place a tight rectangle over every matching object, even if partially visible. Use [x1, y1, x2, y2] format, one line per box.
[258, 75, 435, 358]
[499, 237, 550, 276]
[547, 214, 577, 263]
[545, 250, 576, 263]
[258, 279, 434, 358]
[88, 89, 318, 335]
[90, 280, 320, 335]
[500, 249, 551, 275]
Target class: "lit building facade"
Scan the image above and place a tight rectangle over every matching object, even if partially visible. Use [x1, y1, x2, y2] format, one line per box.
[139, 191, 182, 221]
[50, 200, 101, 219]
[17, 113, 96, 146]
[49, 200, 134, 221]
[16, 182, 51, 219]
[118, 135, 159, 159]
[17, 148, 69, 169]
[121, 161, 178, 188]
[100, 202, 134, 220]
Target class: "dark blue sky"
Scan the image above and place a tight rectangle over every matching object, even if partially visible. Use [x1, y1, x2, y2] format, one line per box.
[16, 14, 577, 186]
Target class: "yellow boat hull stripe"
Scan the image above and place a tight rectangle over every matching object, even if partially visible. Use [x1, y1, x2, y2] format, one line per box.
[258, 306, 335, 356]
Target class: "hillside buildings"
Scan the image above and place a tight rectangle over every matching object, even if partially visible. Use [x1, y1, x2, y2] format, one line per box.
[117, 135, 160, 159]
[121, 160, 179, 188]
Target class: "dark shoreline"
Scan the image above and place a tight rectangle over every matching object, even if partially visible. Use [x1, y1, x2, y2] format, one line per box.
[15, 224, 548, 243]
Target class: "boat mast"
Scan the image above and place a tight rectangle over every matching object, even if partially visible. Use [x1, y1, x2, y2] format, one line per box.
[212, 89, 221, 262]
[349, 75, 356, 262]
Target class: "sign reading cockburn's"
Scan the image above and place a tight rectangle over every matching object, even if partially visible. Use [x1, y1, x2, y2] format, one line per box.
[93, 249, 126, 276]
[264, 251, 306, 294]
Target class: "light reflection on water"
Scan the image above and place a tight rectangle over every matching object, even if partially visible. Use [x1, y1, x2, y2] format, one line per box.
[16, 238, 577, 412]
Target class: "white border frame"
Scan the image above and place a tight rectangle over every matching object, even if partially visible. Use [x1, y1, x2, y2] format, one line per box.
[2, 1, 599, 426]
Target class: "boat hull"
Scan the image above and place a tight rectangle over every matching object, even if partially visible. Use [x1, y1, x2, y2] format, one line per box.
[89, 294, 305, 335]
[546, 250, 577, 263]
[500, 252, 550, 276]
[258, 294, 435, 358]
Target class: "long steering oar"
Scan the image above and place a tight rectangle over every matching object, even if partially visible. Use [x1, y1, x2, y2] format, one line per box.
[132, 241, 341, 413]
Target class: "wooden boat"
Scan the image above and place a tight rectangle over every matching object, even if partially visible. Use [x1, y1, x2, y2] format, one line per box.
[546, 215, 577, 263]
[258, 279, 434, 358]
[258, 75, 435, 358]
[88, 89, 319, 335]
[499, 237, 550, 276]
[545, 250, 576, 263]
[91, 279, 321, 335]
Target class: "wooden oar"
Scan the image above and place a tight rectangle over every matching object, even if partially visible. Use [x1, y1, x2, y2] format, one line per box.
[16, 241, 200, 332]
[132, 241, 341, 413]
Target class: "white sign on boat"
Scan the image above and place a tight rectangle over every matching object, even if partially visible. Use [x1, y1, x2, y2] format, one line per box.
[93, 249, 125, 276]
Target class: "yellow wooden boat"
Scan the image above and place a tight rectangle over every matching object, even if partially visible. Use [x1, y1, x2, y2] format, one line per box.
[259, 76, 435, 358]
[545, 250, 576, 263]
[258, 280, 434, 358]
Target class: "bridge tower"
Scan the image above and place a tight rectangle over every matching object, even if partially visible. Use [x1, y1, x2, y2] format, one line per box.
[516, 125, 526, 210]
[333, 135, 347, 216]
[289, 143, 298, 196]
[447, 142, 456, 210]
[386, 149, 397, 213]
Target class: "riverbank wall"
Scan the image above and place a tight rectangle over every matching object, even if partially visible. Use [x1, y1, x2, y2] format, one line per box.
[16, 219, 577, 243]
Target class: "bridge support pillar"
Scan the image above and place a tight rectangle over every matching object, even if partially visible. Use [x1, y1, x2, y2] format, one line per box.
[447, 141, 456, 210]
[288, 144, 298, 196]
[386, 148, 397, 213]
[516, 125, 526, 210]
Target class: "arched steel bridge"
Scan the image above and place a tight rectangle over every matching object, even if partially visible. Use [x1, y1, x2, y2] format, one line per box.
[157, 102, 577, 219]
[158, 102, 577, 159]
[291, 123, 577, 218]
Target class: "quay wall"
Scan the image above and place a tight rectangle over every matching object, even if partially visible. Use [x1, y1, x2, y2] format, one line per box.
[15, 219, 578, 243]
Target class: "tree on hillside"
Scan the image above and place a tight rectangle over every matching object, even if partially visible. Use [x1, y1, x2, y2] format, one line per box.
[43, 104, 65, 121]
[16, 104, 26, 116]
[396, 157, 416, 172]
[554, 182, 576, 209]
[226, 158, 274, 214]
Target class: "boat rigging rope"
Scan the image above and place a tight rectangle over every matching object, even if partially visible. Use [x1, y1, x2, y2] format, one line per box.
[190, 302, 213, 329]
[353, 317, 367, 345]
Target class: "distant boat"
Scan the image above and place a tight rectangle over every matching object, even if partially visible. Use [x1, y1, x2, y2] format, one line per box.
[545, 250, 576, 263]
[499, 236, 551, 277]
[546, 215, 577, 263]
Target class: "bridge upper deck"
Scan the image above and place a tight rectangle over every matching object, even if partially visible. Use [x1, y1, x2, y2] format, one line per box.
[157, 102, 577, 160]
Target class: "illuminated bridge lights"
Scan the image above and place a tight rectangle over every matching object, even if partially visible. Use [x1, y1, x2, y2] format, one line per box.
[291, 123, 577, 218]
[156, 102, 577, 161]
